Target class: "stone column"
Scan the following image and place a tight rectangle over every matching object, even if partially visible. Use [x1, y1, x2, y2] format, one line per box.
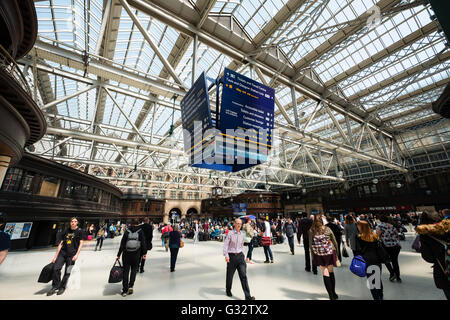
[0, 155, 11, 187]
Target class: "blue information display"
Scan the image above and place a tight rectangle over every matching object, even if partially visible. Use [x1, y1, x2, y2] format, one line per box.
[220, 68, 275, 149]
[232, 203, 247, 216]
[180, 71, 213, 154]
[180, 69, 275, 172]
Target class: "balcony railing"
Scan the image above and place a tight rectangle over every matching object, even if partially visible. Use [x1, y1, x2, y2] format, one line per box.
[0, 44, 33, 97]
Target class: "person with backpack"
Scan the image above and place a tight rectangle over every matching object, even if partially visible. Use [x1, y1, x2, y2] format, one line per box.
[355, 220, 385, 300]
[283, 217, 296, 255]
[95, 223, 106, 251]
[47, 217, 85, 296]
[309, 214, 339, 300]
[376, 215, 402, 282]
[116, 219, 147, 297]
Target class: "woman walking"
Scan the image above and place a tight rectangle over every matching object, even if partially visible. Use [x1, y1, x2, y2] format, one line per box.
[376, 215, 402, 282]
[309, 215, 339, 300]
[243, 218, 255, 264]
[355, 220, 384, 300]
[169, 225, 182, 272]
[344, 215, 358, 255]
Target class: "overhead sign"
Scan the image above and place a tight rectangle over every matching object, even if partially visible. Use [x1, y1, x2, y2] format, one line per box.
[232, 203, 247, 216]
[180, 69, 275, 172]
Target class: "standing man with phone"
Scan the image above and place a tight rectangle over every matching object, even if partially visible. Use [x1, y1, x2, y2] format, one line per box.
[223, 218, 255, 300]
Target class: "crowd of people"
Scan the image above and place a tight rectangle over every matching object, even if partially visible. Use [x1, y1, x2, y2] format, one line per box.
[0, 209, 448, 300]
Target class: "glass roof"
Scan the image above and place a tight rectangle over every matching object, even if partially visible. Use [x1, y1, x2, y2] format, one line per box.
[27, 0, 450, 192]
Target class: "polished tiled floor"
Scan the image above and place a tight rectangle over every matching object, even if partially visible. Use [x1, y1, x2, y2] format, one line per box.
[0, 232, 446, 300]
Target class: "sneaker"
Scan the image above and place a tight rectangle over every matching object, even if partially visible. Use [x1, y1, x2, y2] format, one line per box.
[396, 277, 402, 283]
[264, 260, 270, 263]
[57, 288, 65, 296]
[313, 270, 318, 275]
[140, 269, 144, 273]
[245, 296, 256, 300]
[121, 292, 127, 297]
[389, 274, 396, 282]
[226, 291, 232, 297]
[128, 288, 134, 295]
[271, 260, 274, 263]
[305, 268, 311, 272]
[46, 288, 58, 296]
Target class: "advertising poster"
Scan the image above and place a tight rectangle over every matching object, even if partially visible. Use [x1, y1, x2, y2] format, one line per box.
[4, 222, 33, 240]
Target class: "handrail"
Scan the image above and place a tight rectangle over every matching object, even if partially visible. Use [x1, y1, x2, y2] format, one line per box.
[0, 44, 33, 97]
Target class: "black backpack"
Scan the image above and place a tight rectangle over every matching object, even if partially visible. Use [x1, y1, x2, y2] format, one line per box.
[38, 263, 54, 283]
[125, 229, 141, 252]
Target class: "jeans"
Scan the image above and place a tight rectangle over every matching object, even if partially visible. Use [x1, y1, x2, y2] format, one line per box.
[246, 240, 254, 260]
[95, 237, 103, 250]
[263, 245, 273, 261]
[287, 236, 294, 254]
[384, 245, 401, 279]
[122, 252, 140, 292]
[170, 247, 179, 271]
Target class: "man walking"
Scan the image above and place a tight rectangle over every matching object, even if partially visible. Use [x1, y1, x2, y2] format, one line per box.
[139, 218, 153, 273]
[283, 218, 296, 255]
[223, 218, 255, 300]
[117, 219, 147, 297]
[297, 213, 317, 274]
[47, 217, 84, 296]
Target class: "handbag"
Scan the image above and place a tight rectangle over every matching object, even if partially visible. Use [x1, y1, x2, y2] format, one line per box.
[411, 235, 421, 252]
[342, 241, 349, 258]
[38, 263, 54, 283]
[261, 236, 271, 246]
[180, 239, 184, 248]
[350, 255, 367, 277]
[108, 260, 124, 283]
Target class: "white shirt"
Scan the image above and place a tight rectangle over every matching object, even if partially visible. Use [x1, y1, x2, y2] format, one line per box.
[263, 221, 271, 237]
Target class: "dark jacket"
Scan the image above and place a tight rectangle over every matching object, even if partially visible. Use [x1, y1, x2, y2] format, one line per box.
[117, 226, 147, 257]
[326, 222, 342, 243]
[355, 236, 383, 266]
[169, 230, 181, 249]
[297, 218, 313, 242]
[420, 233, 450, 290]
[139, 223, 153, 246]
[283, 222, 296, 237]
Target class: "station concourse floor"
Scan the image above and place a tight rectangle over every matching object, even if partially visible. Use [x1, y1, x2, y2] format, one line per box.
[0, 232, 446, 300]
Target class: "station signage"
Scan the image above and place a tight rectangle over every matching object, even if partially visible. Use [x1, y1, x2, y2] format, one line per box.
[180, 68, 275, 172]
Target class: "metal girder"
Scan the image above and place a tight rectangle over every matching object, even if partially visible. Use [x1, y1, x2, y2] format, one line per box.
[324, 20, 440, 89]
[30, 40, 186, 97]
[127, 0, 394, 139]
[41, 84, 98, 111]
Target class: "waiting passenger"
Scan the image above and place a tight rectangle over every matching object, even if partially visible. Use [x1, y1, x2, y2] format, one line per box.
[47, 217, 85, 296]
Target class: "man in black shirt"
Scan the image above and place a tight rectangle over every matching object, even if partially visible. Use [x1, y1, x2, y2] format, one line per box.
[283, 218, 296, 255]
[297, 213, 317, 274]
[0, 213, 10, 265]
[48, 217, 84, 296]
[139, 218, 153, 273]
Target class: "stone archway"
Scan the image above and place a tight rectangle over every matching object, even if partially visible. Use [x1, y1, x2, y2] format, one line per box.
[168, 208, 182, 225]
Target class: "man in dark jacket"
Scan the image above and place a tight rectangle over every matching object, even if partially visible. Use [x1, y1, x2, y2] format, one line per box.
[283, 218, 296, 255]
[297, 213, 317, 274]
[117, 219, 147, 297]
[139, 218, 153, 273]
[326, 216, 343, 262]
